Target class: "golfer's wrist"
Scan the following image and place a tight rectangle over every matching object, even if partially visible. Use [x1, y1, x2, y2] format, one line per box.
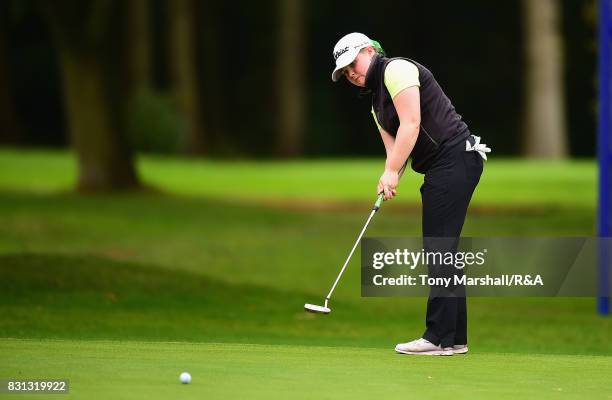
[384, 165, 400, 174]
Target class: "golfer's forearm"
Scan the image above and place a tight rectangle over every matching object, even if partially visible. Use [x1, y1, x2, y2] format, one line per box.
[385, 123, 419, 173]
[379, 128, 396, 158]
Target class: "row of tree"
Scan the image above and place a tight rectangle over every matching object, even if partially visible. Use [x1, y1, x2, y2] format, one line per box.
[0, 0, 589, 191]
[1, 0, 307, 190]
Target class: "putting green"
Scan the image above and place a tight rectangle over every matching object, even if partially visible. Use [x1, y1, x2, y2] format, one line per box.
[1, 339, 610, 400]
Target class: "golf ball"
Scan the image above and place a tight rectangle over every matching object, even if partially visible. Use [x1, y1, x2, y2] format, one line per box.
[180, 372, 191, 384]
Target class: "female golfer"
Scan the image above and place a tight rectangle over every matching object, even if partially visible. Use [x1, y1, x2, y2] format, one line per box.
[331, 33, 490, 356]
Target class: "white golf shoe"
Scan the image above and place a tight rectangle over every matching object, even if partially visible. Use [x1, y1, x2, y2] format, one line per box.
[452, 344, 468, 354]
[395, 338, 454, 356]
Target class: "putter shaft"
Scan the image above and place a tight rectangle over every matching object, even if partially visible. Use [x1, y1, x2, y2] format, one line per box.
[321, 161, 406, 309]
[325, 202, 380, 302]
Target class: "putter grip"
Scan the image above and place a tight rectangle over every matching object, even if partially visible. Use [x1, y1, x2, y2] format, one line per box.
[373, 193, 384, 210]
[374, 161, 406, 211]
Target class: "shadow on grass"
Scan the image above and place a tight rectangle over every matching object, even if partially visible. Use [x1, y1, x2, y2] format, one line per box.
[0, 253, 390, 346]
[1, 253, 611, 357]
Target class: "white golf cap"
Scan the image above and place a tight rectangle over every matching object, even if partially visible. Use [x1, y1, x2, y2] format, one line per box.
[331, 32, 373, 82]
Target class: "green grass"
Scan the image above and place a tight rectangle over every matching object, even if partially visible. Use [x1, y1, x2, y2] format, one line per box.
[2, 253, 610, 354]
[0, 148, 597, 207]
[2, 339, 611, 400]
[0, 148, 608, 398]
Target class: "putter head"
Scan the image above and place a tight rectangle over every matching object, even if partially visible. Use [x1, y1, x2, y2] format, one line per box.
[304, 303, 331, 314]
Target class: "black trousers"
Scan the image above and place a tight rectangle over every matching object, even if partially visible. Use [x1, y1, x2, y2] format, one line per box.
[419, 134, 483, 348]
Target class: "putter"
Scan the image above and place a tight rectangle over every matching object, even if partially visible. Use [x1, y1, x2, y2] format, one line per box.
[304, 162, 407, 315]
[304, 192, 385, 314]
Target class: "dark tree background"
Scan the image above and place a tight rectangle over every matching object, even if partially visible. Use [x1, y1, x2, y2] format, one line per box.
[1, 0, 598, 162]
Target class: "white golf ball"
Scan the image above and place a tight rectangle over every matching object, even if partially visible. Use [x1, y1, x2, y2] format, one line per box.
[180, 372, 191, 384]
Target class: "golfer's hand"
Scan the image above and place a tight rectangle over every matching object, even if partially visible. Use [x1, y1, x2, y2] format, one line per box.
[377, 169, 399, 201]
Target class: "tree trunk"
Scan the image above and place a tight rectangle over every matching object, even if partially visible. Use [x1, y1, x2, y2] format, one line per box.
[44, 0, 140, 191]
[522, 0, 568, 158]
[0, 4, 22, 144]
[169, 0, 206, 155]
[58, 47, 139, 191]
[276, 0, 305, 157]
[197, 0, 224, 150]
[128, 0, 152, 89]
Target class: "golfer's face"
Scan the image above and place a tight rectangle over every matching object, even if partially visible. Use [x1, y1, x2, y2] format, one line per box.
[343, 52, 369, 87]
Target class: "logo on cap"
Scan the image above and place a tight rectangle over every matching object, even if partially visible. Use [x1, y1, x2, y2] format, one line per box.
[334, 46, 349, 60]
